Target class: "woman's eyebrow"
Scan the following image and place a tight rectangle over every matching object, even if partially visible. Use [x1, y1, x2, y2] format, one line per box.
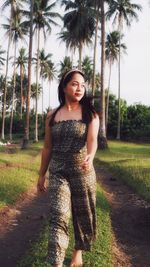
[72, 80, 85, 84]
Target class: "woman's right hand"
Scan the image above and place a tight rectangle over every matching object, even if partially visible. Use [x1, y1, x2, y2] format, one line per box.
[37, 175, 47, 192]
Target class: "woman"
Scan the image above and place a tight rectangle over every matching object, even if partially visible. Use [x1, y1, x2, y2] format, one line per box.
[37, 69, 99, 267]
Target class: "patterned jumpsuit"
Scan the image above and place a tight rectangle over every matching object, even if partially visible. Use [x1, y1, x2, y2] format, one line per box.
[47, 120, 97, 265]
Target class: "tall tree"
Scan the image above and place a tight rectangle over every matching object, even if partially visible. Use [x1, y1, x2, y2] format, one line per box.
[82, 56, 93, 92]
[16, 47, 28, 119]
[99, 0, 108, 149]
[24, 0, 60, 142]
[107, 0, 142, 140]
[3, 9, 27, 140]
[92, 0, 100, 99]
[1, 0, 26, 140]
[59, 56, 73, 78]
[105, 30, 126, 131]
[0, 46, 6, 70]
[42, 59, 56, 109]
[61, 0, 95, 69]
[38, 48, 53, 115]
[23, 0, 34, 148]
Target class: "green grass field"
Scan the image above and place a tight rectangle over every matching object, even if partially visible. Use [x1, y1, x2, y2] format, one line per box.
[0, 143, 41, 209]
[96, 141, 150, 202]
[1, 140, 150, 266]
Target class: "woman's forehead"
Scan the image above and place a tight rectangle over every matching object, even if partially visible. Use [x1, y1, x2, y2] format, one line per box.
[70, 73, 85, 82]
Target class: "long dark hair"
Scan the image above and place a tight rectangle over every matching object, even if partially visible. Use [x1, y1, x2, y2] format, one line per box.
[49, 69, 96, 126]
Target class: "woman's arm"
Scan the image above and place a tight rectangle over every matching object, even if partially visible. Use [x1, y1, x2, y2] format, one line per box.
[82, 114, 100, 170]
[37, 111, 53, 192]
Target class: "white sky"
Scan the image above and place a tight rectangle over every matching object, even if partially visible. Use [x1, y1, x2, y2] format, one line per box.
[0, 0, 149, 112]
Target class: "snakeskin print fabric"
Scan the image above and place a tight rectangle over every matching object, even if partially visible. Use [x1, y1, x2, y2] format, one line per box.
[47, 120, 96, 265]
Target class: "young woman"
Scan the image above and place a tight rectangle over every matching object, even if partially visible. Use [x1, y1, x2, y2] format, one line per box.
[37, 69, 99, 267]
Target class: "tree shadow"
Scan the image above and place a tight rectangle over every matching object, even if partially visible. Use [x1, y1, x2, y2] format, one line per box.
[0, 190, 50, 267]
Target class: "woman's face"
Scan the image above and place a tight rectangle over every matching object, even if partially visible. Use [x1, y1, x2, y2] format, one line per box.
[64, 73, 85, 102]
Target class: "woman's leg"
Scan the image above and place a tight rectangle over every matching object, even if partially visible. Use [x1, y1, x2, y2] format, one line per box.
[70, 167, 97, 252]
[47, 174, 71, 266]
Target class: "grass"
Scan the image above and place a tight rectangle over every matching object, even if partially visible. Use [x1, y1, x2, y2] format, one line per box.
[0, 142, 42, 209]
[17, 184, 113, 267]
[96, 141, 150, 202]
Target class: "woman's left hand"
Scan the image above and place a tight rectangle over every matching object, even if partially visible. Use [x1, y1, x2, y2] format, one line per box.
[82, 154, 93, 171]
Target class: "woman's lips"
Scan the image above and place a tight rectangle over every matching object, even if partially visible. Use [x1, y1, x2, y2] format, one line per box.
[75, 93, 82, 97]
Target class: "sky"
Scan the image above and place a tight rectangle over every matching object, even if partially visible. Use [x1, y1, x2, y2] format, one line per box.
[0, 0, 149, 112]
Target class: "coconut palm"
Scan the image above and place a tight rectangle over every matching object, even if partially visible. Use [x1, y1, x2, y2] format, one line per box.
[105, 30, 127, 131]
[0, 46, 6, 70]
[16, 47, 28, 119]
[43, 59, 56, 108]
[91, 0, 100, 99]
[107, 0, 142, 140]
[38, 48, 53, 114]
[3, 9, 27, 140]
[58, 29, 78, 63]
[99, 0, 107, 149]
[82, 56, 93, 92]
[59, 56, 73, 78]
[24, 0, 60, 142]
[23, 0, 34, 148]
[31, 82, 42, 112]
[1, 0, 26, 140]
[0, 75, 5, 117]
[61, 0, 95, 69]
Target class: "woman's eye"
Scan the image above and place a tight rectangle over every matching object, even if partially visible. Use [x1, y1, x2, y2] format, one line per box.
[72, 82, 78, 86]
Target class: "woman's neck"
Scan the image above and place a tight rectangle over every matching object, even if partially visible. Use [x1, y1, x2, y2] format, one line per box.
[64, 102, 80, 111]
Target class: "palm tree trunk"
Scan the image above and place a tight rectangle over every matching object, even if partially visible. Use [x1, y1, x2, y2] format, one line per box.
[35, 27, 40, 142]
[116, 29, 121, 140]
[42, 78, 44, 118]
[99, 0, 107, 149]
[20, 65, 23, 119]
[9, 42, 17, 141]
[92, 2, 99, 100]
[78, 42, 82, 70]
[1, 32, 11, 140]
[106, 60, 112, 133]
[23, 0, 34, 148]
[49, 82, 51, 108]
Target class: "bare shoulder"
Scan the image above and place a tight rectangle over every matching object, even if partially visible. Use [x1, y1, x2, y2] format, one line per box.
[92, 113, 100, 125]
[46, 108, 57, 120]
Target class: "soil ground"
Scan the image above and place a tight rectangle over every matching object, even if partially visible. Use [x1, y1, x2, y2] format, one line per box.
[96, 165, 150, 267]
[0, 167, 150, 267]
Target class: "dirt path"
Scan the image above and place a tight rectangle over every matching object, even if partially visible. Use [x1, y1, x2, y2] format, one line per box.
[0, 166, 150, 267]
[0, 187, 50, 267]
[96, 165, 150, 267]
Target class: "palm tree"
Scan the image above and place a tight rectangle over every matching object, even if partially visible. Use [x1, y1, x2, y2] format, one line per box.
[16, 47, 28, 119]
[61, 0, 95, 69]
[38, 48, 53, 115]
[3, 9, 27, 140]
[105, 30, 127, 131]
[0, 47, 6, 117]
[91, 0, 100, 99]
[42, 59, 56, 109]
[82, 56, 93, 92]
[59, 56, 73, 78]
[23, 0, 34, 148]
[0, 46, 6, 70]
[24, 0, 60, 142]
[107, 0, 142, 140]
[99, 0, 107, 149]
[31, 82, 42, 112]
[58, 29, 78, 63]
[0, 75, 5, 117]
[1, 0, 26, 140]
